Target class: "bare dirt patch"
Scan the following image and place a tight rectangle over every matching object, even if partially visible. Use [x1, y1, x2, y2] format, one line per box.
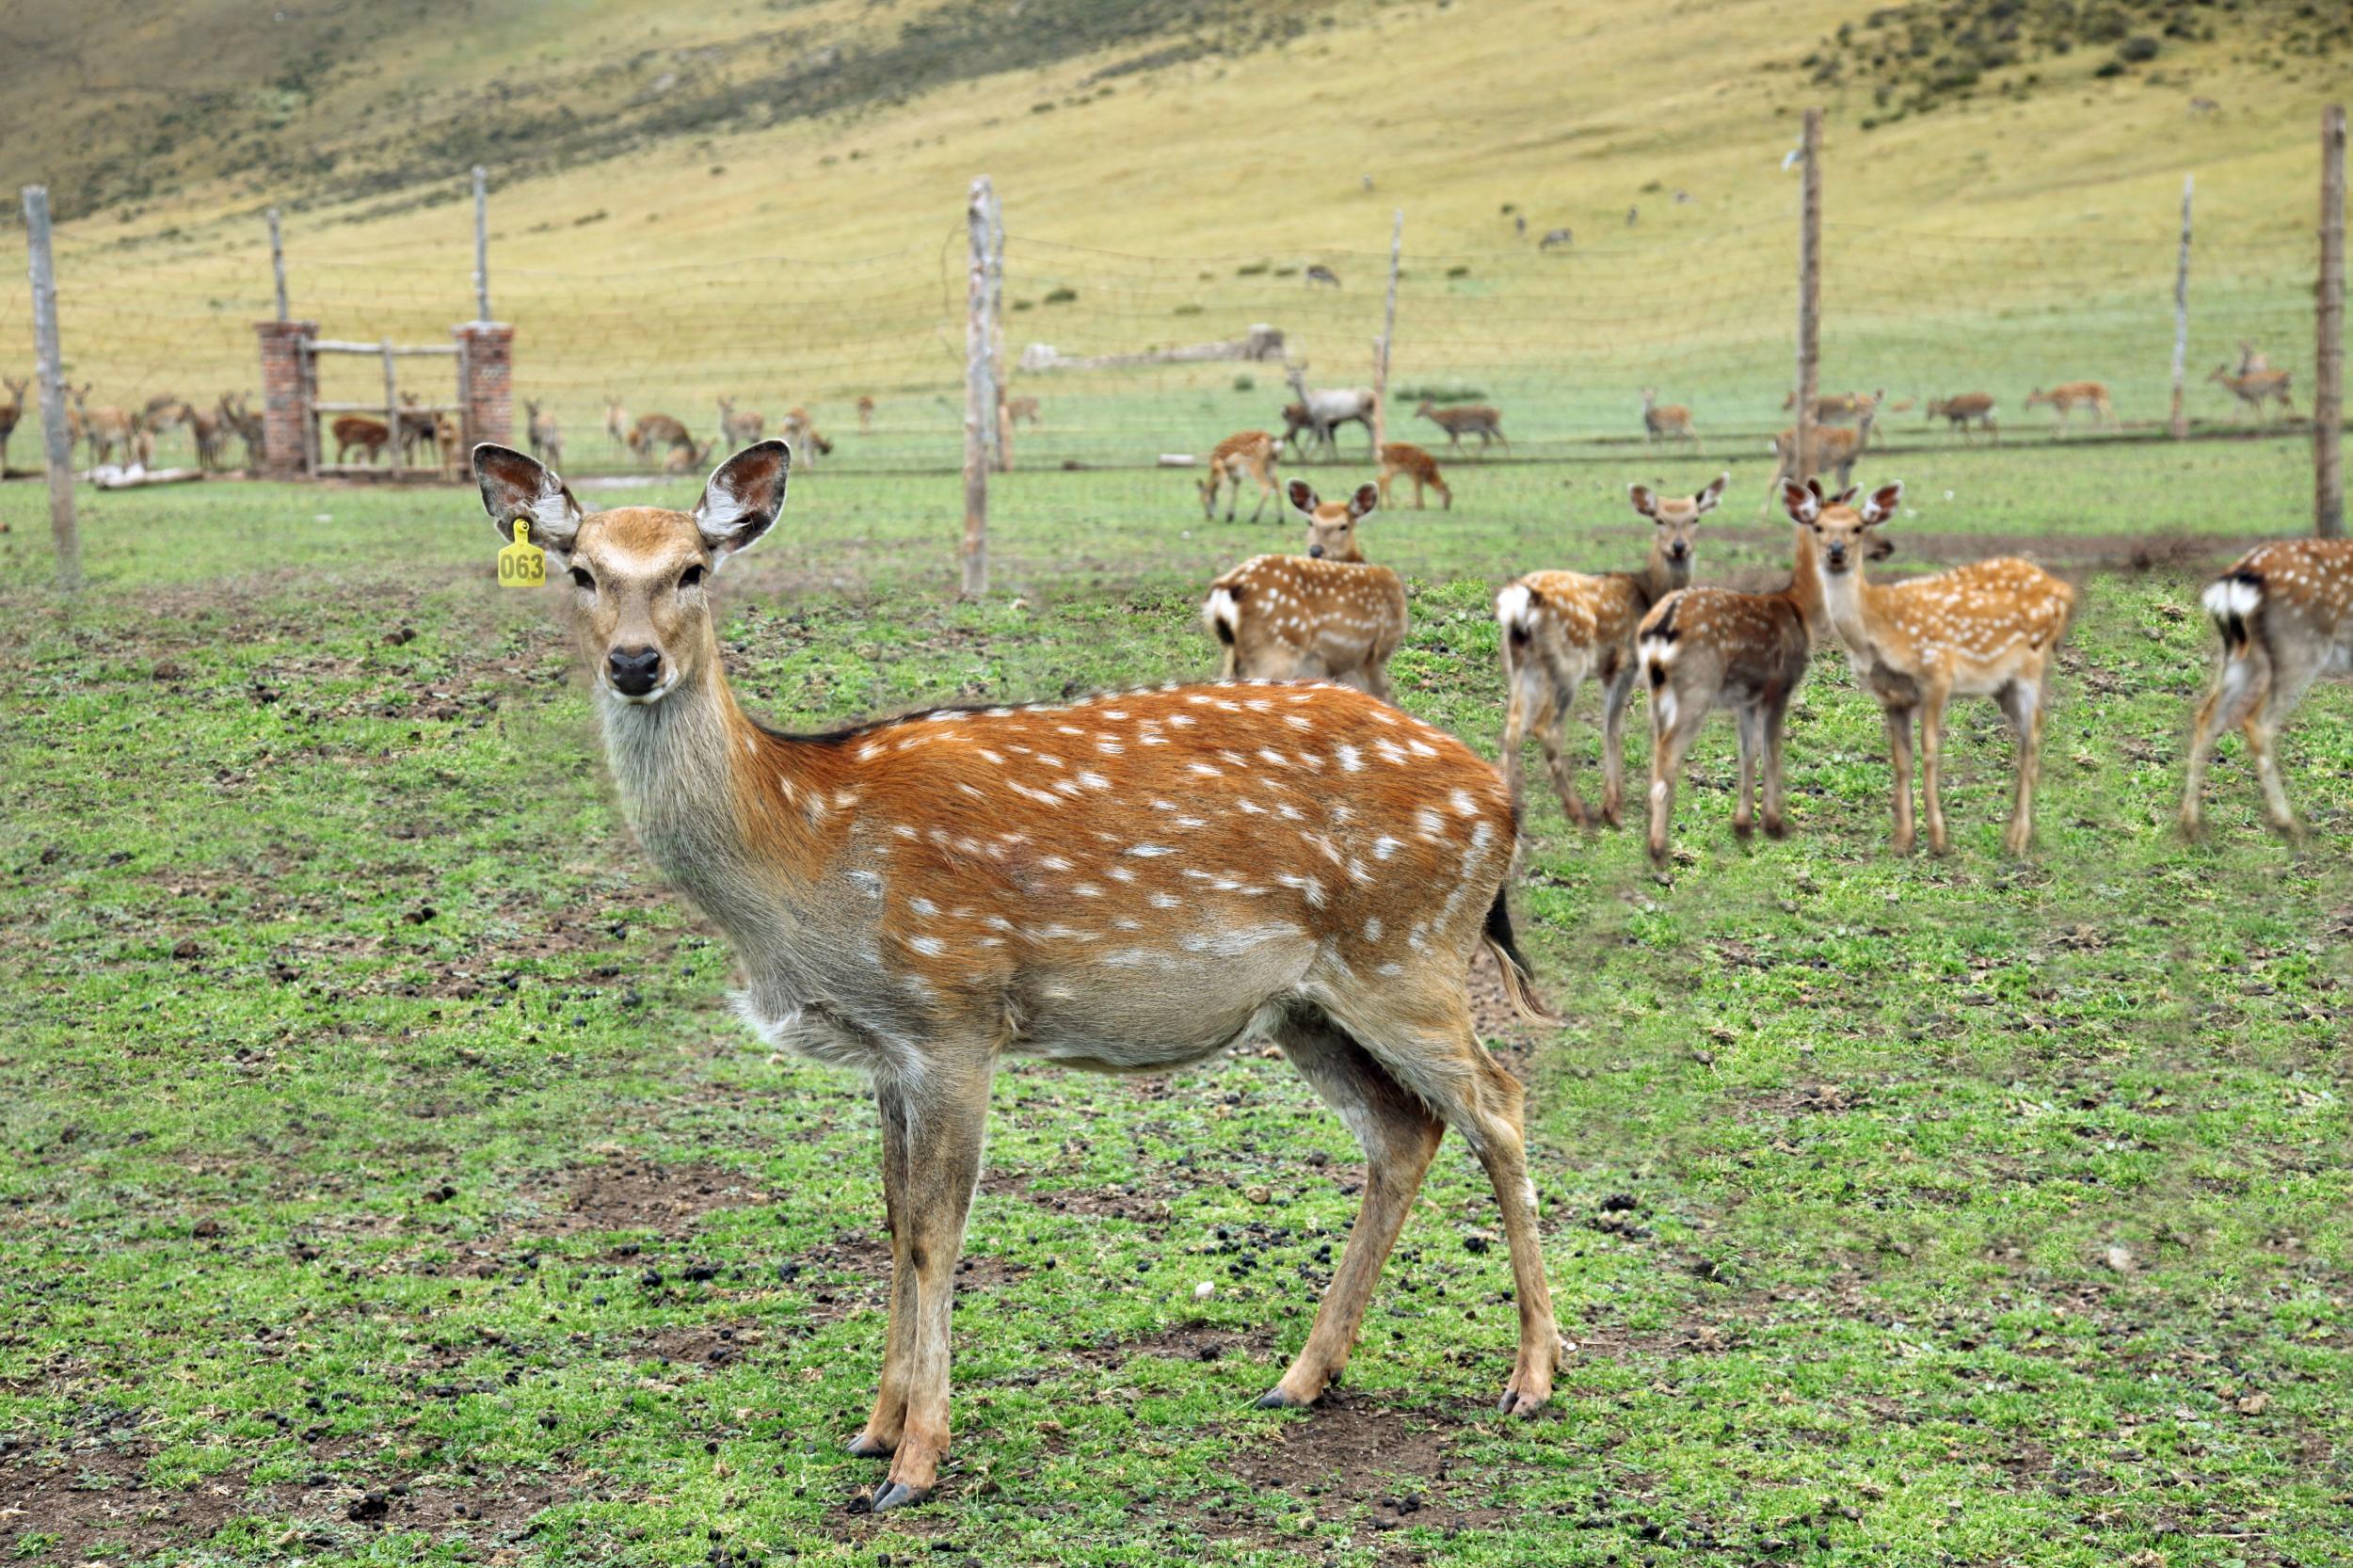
[528, 1159, 767, 1238]
[1202, 1392, 1528, 1548]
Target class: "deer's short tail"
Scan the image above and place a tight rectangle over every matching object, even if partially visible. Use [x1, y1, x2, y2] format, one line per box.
[1205, 584, 1241, 647]
[2201, 568, 2264, 656]
[1482, 889, 1559, 1028]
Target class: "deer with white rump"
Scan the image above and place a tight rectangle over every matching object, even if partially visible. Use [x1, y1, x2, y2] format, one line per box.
[471, 440, 1565, 1512]
[1205, 480, 1410, 699]
[1497, 473, 1726, 828]
[1786, 479, 2076, 856]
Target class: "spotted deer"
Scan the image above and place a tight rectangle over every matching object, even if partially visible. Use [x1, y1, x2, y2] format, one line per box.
[0, 376, 26, 472]
[2024, 381, 2117, 435]
[526, 400, 564, 468]
[1414, 399, 1508, 456]
[782, 407, 833, 465]
[1925, 393, 1999, 442]
[605, 394, 632, 452]
[1200, 430, 1282, 522]
[1376, 441, 1449, 511]
[470, 439, 1565, 1512]
[1284, 365, 1378, 458]
[1497, 473, 1725, 829]
[718, 396, 766, 447]
[1002, 395, 1041, 426]
[1204, 481, 1409, 700]
[1761, 412, 1872, 513]
[1790, 479, 2076, 856]
[663, 435, 714, 474]
[175, 400, 227, 471]
[1782, 388, 1882, 425]
[1635, 486, 1839, 860]
[2207, 365, 2295, 423]
[1640, 389, 1700, 453]
[2179, 539, 2353, 839]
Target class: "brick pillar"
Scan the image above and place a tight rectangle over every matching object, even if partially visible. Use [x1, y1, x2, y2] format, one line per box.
[453, 322, 514, 453]
[254, 319, 316, 478]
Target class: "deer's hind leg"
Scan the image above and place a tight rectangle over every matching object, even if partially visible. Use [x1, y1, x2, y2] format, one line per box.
[1597, 656, 1635, 827]
[1258, 1010, 1447, 1410]
[1731, 702, 1762, 839]
[1997, 677, 2050, 856]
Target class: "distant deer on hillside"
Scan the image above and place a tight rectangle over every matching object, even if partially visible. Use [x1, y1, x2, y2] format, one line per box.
[1640, 389, 1699, 453]
[1305, 264, 1341, 289]
[856, 394, 876, 433]
[1415, 399, 1507, 456]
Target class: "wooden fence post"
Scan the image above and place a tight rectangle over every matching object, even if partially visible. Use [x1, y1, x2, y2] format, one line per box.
[382, 341, 400, 472]
[20, 185, 80, 591]
[268, 206, 290, 322]
[472, 166, 492, 324]
[2169, 174, 2193, 441]
[2318, 105, 2345, 539]
[1794, 108, 1823, 485]
[1371, 210, 1401, 454]
[962, 177, 995, 597]
[989, 193, 1010, 473]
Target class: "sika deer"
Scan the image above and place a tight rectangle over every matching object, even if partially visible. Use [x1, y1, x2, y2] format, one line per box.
[0, 376, 26, 472]
[1200, 430, 1282, 522]
[2207, 365, 2295, 424]
[470, 440, 1564, 1512]
[856, 394, 876, 433]
[2024, 382, 2118, 435]
[632, 412, 695, 463]
[1640, 390, 1700, 454]
[2180, 539, 2353, 839]
[69, 386, 135, 468]
[175, 400, 226, 471]
[333, 415, 392, 466]
[1925, 393, 1998, 443]
[1761, 412, 1872, 513]
[1497, 473, 1726, 828]
[1636, 488, 1833, 859]
[606, 395, 632, 452]
[1284, 365, 1378, 458]
[1204, 481, 1409, 700]
[718, 396, 766, 447]
[1376, 441, 1449, 511]
[526, 400, 564, 468]
[1791, 479, 2077, 856]
[1415, 399, 1508, 456]
[1782, 389, 1881, 424]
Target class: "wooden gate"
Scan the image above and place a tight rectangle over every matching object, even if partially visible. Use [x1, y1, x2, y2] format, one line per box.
[300, 337, 469, 479]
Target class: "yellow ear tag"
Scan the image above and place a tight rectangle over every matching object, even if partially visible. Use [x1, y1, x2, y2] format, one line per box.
[498, 517, 547, 588]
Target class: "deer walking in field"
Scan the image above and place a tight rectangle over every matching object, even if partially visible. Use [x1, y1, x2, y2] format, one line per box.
[1636, 483, 1836, 860]
[2207, 365, 2295, 424]
[1783, 389, 1882, 425]
[856, 394, 876, 434]
[525, 400, 564, 468]
[1497, 473, 1725, 829]
[2179, 540, 2353, 840]
[0, 376, 26, 472]
[718, 396, 767, 447]
[471, 440, 1564, 1512]
[1761, 412, 1872, 514]
[1925, 393, 1999, 443]
[1640, 389, 1700, 454]
[333, 415, 392, 466]
[1791, 479, 2076, 856]
[1305, 264, 1341, 289]
[1282, 365, 1378, 459]
[2024, 381, 2117, 436]
[1415, 399, 1507, 457]
[1199, 430, 1282, 522]
[1204, 481, 1409, 699]
[1376, 441, 1450, 511]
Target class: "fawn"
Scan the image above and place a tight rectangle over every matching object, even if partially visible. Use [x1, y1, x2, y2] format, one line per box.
[1790, 479, 2076, 856]
[526, 400, 564, 468]
[1377, 441, 1450, 511]
[1200, 430, 1282, 522]
[1762, 413, 1871, 513]
[1497, 472, 1726, 829]
[1204, 480, 1409, 700]
[1003, 395, 1041, 426]
[2180, 539, 2353, 839]
[1414, 399, 1508, 456]
[631, 412, 695, 463]
[718, 396, 766, 447]
[471, 439, 1563, 1512]
[332, 415, 392, 466]
[1925, 393, 1998, 442]
[2207, 365, 2295, 424]
[856, 394, 876, 433]
[69, 385, 135, 468]
[1640, 389, 1700, 453]
[2024, 382, 2117, 435]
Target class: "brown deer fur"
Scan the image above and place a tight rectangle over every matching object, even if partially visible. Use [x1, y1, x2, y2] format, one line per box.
[1762, 414, 1872, 512]
[2024, 381, 2117, 435]
[0, 376, 26, 471]
[1414, 400, 1507, 456]
[1925, 393, 1998, 442]
[333, 415, 392, 465]
[1640, 389, 1700, 453]
[718, 397, 766, 447]
[1200, 430, 1282, 522]
[2206, 365, 2294, 423]
[1376, 441, 1449, 511]
[470, 439, 1564, 1513]
[1204, 482, 1409, 700]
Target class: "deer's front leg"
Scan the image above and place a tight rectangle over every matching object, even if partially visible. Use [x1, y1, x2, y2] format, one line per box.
[872, 1054, 995, 1512]
[1598, 667, 1634, 826]
[849, 1084, 920, 1459]
[1916, 688, 1951, 856]
[1882, 704, 1917, 854]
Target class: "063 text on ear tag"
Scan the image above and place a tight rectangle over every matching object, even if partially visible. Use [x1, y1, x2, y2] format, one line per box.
[498, 518, 547, 588]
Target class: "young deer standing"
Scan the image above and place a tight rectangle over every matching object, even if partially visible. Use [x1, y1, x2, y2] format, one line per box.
[605, 395, 632, 453]
[1636, 486, 1834, 860]
[1640, 390, 1700, 454]
[472, 440, 1564, 1512]
[2206, 365, 2295, 424]
[1204, 480, 1409, 699]
[1925, 393, 1998, 443]
[2179, 539, 2353, 839]
[333, 415, 392, 466]
[1497, 473, 1725, 828]
[1376, 441, 1450, 511]
[70, 385, 135, 468]
[2024, 381, 2118, 435]
[856, 394, 876, 433]
[718, 396, 766, 447]
[1199, 430, 1282, 522]
[1415, 399, 1508, 456]
[1790, 479, 2076, 856]
[526, 400, 565, 468]
[1761, 413, 1872, 513]
[1285, 364, 1378, 458]
[0, 376, 27, 472]
[175, 400, 226, 471]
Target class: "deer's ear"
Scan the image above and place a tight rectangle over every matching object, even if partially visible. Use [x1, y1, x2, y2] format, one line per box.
[696, 440, 791, 560]
[1348, 482, 1380, 520]
[474, 443, 582, 552]
[1628, 483, 1658, 518]
[1287, 479, 1319, 515]
[1694, 472, 1729, 513]
[1832, 486, 1860, 507]
[1860, 481, 1904, 526]
[1781, 480, 1819, 523]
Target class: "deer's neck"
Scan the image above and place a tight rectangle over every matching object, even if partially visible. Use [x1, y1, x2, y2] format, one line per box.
[1634, 542, 1690, 607]
[1813, 554, 1883, 662]
[1781, 524, 1831, 641]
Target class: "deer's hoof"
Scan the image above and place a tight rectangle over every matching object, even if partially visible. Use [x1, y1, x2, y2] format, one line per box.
[872, 1480, 934, 1512]
[1255, 1386, 1316, 1411]
[1495, 1387, 1552, 1417]
[845, 1432, 895, 1459]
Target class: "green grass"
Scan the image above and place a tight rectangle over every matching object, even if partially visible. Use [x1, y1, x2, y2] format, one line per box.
[1, 442, 2348, 1566]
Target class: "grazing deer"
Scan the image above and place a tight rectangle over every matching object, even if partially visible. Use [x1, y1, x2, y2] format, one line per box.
[1537, 227, 1573, 250]
[333, 415, 392, 466]
[1762, 412, 1873, 513]
[1925, 393, 1999, 443]
[1282, 365, 1378, 459]
[1002, 395, 1041, 426]
[664, 436, 714, 474]
[1497, 473, 1726, 828]
[1200, 430, 1282, 522]
[631, 412, 695, 463]
[1305, 264, 1341, 289]
[718, 396, 766, 447]
[69, 385, 135, 468]
[1414, 399, 1508, 456]
[606, 395, 632, 452]
[1782, 389, 1882, 425]
[2207, 364, 2295, 424]
[175, 401, 226, 471]
[782, 408, 834, 466]
[470, 440, 1563, 1512]
[0, 376, 26, 472]
[1204, 480, 1409, 699]
[2179, 539, 2353, 839]
[1640, 389, 1700, 453]
[1791, 479, 2076, 856]
[526, 399, 564, 468]
[2024, 382, 2117, 435]
[1635, 483, 1831, 859]
[856, 394, 876, 434]
[1376, 442, 1450, 511]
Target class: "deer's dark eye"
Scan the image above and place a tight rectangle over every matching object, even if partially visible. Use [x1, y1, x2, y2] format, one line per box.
[570, 568, 596, 591]
[680, 564, 705, 590]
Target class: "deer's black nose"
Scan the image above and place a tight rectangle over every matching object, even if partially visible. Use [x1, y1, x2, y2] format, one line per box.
[607, 646, 664, 696]
[1308, 545, 1325, 559]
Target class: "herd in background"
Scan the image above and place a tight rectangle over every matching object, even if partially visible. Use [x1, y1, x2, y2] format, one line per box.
[0, 381, 266, 475]
[1197, 453, 2352, 859]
